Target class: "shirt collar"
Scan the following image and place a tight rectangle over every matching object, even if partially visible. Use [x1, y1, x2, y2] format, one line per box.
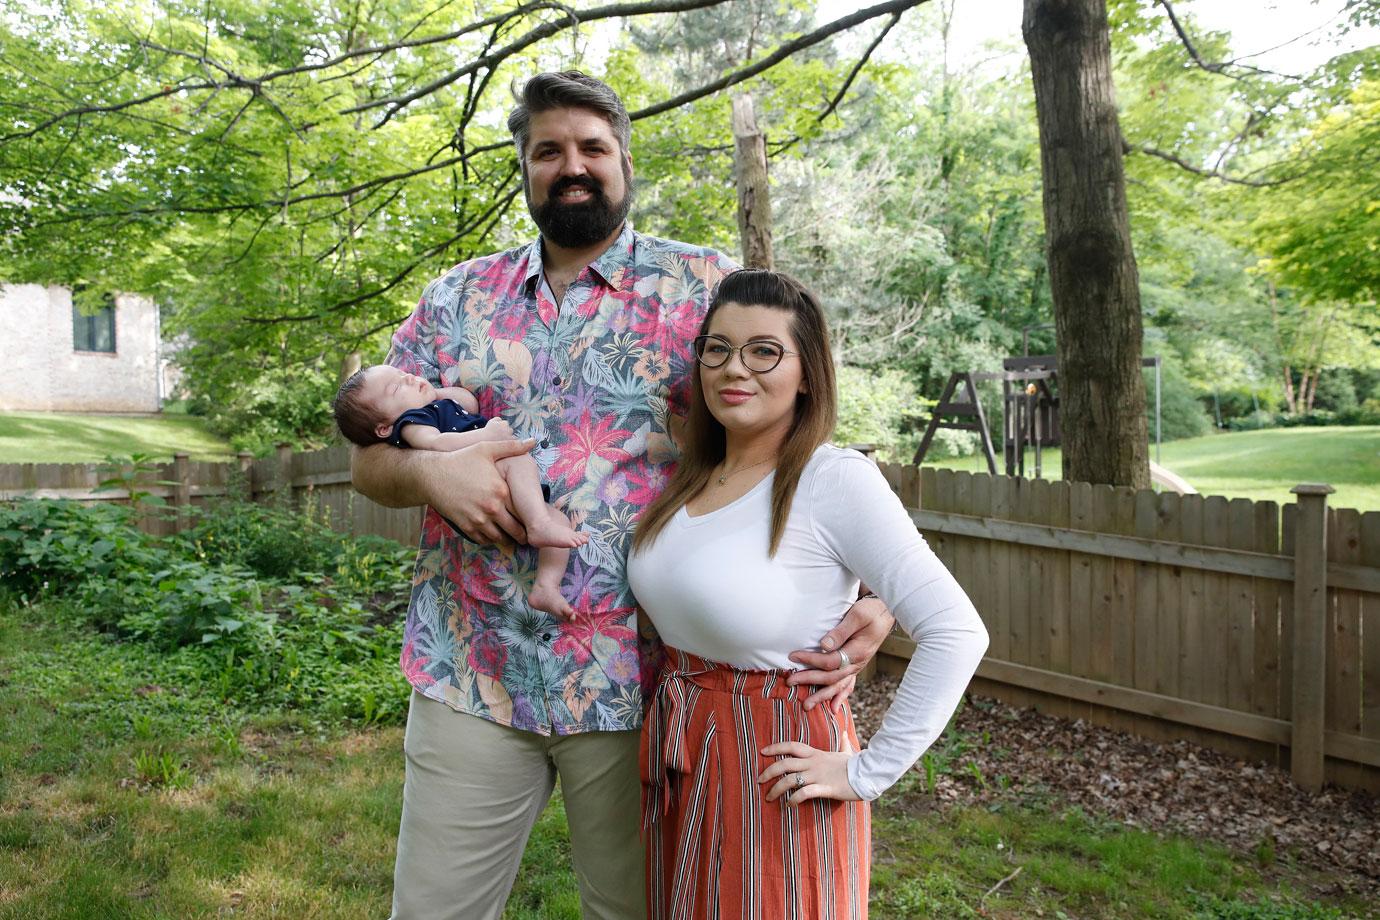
[522, 222, 636, 295]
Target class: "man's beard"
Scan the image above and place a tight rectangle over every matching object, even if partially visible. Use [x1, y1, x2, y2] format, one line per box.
[529, 171, 634, 250]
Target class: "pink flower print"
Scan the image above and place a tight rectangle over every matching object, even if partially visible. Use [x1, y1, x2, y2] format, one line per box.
[470, 631, 508, 678]
[492, 304, 534, 342]
[552, 595, 636, 667]
[632, 297, 702, 356]
[623, 458, 672, 506]
[548, 411, 631, 488]
[401, 641, 436, 687]
[460, 554, 504, 605]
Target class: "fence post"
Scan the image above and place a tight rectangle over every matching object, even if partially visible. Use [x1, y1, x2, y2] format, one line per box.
[276, 443, 294, 509]
[173, 452, 191, 532]
[1290, 483, 1334, 792]
[237, 451, 254, 499]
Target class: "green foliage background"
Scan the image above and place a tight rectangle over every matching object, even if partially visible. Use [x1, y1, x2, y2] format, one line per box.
[1, 0, 1376, 453]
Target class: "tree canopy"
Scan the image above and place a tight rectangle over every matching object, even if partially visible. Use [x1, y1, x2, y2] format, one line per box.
[2, 0, 1376, 459]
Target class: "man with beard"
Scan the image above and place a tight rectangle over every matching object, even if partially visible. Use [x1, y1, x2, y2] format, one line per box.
[350, 71, 893, 920]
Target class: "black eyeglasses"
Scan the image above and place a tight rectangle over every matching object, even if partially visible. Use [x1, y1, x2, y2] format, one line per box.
[692, 334, 798, 373]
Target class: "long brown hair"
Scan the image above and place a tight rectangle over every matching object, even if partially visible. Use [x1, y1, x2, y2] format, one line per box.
[633, 269, 838, 557]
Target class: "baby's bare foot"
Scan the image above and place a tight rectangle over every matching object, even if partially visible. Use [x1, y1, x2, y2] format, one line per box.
[525, 517, 589, 549]
[529, 583, 574, 619]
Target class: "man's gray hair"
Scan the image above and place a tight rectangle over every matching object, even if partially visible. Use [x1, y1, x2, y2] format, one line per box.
[507, 71, 632, 161]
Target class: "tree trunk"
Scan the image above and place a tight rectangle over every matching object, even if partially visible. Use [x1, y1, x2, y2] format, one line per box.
[1304, 368, 1320, 413]
[1282, 365, 1297, 414]
[732, 94, 774, 270]
[1023, 0, 1149, 488]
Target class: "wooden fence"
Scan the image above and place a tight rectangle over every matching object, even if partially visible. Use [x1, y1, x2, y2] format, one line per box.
[3, 449, 1378, 792]
[0, 446, 423, 545]
[875, 465, 1380, 794]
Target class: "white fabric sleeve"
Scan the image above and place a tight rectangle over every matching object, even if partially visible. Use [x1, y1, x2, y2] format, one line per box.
[809, 451, 989, 801]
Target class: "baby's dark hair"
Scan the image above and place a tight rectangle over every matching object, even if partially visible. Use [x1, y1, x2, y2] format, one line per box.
[334, 367, 387, 447]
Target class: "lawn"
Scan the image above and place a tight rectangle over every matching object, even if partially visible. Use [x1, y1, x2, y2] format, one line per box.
[924, 426, 1380, 512]
[1, 597, 1370, 920]
[0, 411, 232, 463]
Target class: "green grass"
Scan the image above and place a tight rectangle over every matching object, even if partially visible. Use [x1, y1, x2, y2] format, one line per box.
[0, 411, 232, 463]
[2, 598, 1372, 919]
[924, 426, 1380, 511]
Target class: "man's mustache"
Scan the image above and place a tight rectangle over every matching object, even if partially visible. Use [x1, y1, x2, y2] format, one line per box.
[547, 176, 605, 200]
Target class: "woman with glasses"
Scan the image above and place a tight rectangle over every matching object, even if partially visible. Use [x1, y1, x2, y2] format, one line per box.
[627, 269, 988, 919]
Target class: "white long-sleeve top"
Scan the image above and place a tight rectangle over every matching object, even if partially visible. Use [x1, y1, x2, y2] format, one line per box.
[627, 444, 989, 801]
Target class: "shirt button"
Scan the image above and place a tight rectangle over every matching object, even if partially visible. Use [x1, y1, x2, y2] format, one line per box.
[541, 632, 553, 642]
[552, 375, 561, 386]
[540, 438, 550, 448]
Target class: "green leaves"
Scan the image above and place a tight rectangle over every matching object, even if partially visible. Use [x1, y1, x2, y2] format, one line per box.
[0, 495, 413, 722]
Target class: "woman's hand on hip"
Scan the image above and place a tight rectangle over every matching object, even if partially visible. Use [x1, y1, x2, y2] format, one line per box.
[758, 741, 861, 805]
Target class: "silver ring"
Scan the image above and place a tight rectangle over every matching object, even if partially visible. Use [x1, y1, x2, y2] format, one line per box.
[794, 772, 805, 789]
[837, 648, 851, 670]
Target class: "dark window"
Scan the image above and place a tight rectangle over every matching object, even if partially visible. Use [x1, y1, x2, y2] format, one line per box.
[73, 294, 116, 353]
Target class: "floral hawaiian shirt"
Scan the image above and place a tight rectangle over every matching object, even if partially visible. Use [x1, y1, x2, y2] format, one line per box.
[386, 224, 736, 735]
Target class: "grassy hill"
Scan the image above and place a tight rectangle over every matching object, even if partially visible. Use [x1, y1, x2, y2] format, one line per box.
[0, 411, 233, 463]
[922, 425, 1380, 512]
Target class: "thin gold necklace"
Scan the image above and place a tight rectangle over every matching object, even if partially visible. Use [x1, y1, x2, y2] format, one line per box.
[715, 458, 774, 487]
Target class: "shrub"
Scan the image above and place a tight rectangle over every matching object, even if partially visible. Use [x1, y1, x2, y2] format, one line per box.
[1213, 385, 1280, 424]
[182, 494, 347, 580]
[1337, 399, 1380, 426]
[1225, 410, 1278, 432]
[1310, 371, 1358, 414]
[0, 500, 157, 598]
[1147, 355, 1213, 441]
[835, 365, 931, 463]
[0, 496, 413, 725]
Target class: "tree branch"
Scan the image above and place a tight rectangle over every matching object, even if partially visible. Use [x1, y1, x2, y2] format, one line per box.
[0, 80, 217, 143]
[1121, 138, 1298, 187]
[818, 11, 903, 123]
[244, 178, 522, 324]
[630, 0, 931, 122]
[1155, 0, 1302, 82]
[349, 0, 740, 125]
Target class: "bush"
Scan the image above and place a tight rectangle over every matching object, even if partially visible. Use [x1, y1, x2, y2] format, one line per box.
[1147, 355, 1213, 441]
[1311, 371, 1358, 414]
[0, 496, 414, 725]
[192, 366, 340, 455]
[183, 494, 349, 580]
[835, 365, 930, 463]
[1337, 399, 1380, 425]
[1225, 410, 1278, 432]
[1212, 385, 1281, 424]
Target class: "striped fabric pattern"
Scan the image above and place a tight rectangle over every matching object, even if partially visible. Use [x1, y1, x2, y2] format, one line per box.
[642, 647, 870, 919]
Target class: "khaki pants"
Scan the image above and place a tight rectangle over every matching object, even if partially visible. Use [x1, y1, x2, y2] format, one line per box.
[389, 691, 646, 920]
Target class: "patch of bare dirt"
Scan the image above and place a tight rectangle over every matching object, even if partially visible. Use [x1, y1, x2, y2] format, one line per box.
[851, 674, 1380, 898]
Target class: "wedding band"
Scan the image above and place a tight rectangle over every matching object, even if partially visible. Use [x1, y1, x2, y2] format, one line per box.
[794, 772, 805, 789]
[837, 648, 851, 670]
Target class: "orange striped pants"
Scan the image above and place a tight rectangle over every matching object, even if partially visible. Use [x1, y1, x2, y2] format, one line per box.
[642, 647, 870, 919]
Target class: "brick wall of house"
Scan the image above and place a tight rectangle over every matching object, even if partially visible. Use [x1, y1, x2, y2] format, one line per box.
[0, 284, 162, 412]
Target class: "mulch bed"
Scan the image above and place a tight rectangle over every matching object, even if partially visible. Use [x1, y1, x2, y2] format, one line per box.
[850, 674, 1380, 900]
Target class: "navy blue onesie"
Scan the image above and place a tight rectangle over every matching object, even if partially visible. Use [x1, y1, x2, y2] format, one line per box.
[385, 398, 487, 447]
[386, 398, 548, 540]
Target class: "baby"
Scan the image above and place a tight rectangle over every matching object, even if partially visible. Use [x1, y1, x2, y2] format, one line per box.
[334, 364, 585, 618]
